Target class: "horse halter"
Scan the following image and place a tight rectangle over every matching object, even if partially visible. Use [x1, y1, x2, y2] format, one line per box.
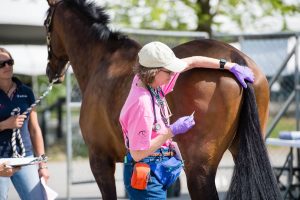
[44, 0, 69, 80]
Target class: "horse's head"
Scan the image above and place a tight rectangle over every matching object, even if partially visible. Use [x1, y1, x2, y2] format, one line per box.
[44, 0, 69, 84]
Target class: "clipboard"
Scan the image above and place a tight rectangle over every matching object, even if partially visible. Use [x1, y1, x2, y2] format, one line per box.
[0, 157, 44, 167]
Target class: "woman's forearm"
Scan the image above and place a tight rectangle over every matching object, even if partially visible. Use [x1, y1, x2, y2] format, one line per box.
[182, 56, 235, 72]
[0, 122, 4, 132]
[0, 120, 8, 132]
[28, 110, 45, 156]
[130, 129, 173, 162]
[30, 129, 45, 156]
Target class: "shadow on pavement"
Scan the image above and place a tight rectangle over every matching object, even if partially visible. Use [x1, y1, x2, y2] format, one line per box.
[56, 192, 227, 200]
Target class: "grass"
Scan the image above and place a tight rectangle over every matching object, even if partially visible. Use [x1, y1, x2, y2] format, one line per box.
[46, 138, 89, 161]
[267, 116, 297, 138]
[46, 140, 67, 161]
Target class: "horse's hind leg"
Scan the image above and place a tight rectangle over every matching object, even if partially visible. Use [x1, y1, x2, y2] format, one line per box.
[185, 162, 219, 200]
[89, 151, 117, 200]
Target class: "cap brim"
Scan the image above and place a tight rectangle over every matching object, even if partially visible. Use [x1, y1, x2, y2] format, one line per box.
[164, 58, 187, 73]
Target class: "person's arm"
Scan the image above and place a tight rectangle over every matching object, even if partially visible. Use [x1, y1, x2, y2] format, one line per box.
[181, 56, 235, 72]
[181, 56, 254, 88]
[28, 108, 49, 182]
[0, 115, 27, 132]
[130, 115, 195, 162]
[0, 163, 20, 177]
[0, 122, 5, 131]
[130, 128, 173, 162]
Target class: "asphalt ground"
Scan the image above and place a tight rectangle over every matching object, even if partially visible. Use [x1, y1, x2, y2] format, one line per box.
[8, 148, 290, 200]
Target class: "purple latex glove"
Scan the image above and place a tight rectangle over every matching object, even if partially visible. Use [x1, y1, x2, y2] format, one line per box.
[229, 64, 255, 88]
[170, 116, 195, 136]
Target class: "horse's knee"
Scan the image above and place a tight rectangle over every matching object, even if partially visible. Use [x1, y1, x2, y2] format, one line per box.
[186, 164, 217, 185]
[89, 153, 115, 175]
[89, 153, 116, 193]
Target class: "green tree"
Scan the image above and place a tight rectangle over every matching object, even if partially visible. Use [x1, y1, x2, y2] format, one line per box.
[106, 0, 300, 35]
[213, 0, 300, 34]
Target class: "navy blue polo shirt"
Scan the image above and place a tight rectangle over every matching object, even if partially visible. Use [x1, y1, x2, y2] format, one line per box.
[0, 77, 35, 158]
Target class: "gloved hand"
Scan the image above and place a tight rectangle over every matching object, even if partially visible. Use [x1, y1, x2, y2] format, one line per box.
[170, 116, 195, 136]
[229, 64, 254, 88]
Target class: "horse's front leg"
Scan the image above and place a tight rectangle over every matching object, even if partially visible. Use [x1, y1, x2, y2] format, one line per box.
[89, 151, 117, 200]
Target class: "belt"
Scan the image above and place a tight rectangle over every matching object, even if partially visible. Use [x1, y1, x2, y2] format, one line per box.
[149, 151, 175, 157]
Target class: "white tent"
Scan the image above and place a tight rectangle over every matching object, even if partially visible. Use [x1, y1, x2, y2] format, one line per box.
[2, 45, 47, 76]
[0, 0, 48, 26]
[0, 0, 49, 76]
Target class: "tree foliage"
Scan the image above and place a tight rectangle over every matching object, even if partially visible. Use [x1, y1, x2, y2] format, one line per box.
[105, 0, 300, 35]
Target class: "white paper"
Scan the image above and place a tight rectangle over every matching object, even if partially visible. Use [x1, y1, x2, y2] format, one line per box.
[0, 157, 41, 167]
[41, 177, 58, 200]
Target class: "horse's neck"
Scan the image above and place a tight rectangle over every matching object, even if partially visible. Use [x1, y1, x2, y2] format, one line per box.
[70, 49, 96, 93]
[59, 25, 100, 93]
[57, 7, 138, 94]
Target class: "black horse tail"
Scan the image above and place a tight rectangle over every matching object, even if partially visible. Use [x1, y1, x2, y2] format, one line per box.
[226, 84, 282, 200]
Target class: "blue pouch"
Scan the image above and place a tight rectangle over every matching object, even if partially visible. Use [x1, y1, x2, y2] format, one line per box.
[150, 157, 183, 188]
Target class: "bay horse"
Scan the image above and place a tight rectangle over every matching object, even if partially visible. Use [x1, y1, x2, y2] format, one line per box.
[44, 0, 281, 199]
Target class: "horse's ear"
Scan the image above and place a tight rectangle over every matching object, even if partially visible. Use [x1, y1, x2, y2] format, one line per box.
[47, 0, 59, 6]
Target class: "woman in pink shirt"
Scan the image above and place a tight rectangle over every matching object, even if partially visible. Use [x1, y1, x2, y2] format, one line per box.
[119, 41, 254, 200]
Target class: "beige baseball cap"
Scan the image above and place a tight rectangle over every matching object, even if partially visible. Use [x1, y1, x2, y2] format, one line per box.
[138, 41, 187, 72]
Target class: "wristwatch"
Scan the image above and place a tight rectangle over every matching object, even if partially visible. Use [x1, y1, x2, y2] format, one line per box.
[39, 154, 48, 162]
[219, 59, 226, 70]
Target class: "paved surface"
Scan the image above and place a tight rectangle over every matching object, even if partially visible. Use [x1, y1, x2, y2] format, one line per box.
[7, 148, 289, 199]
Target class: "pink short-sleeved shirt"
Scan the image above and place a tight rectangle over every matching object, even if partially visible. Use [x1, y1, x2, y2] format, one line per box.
[119, 73, 180, 150]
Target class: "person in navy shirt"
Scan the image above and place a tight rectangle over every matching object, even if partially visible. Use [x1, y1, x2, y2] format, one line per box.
[0, 47, 49, 199]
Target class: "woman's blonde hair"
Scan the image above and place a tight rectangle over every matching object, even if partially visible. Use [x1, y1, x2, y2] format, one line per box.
[133, 64, 161, 85]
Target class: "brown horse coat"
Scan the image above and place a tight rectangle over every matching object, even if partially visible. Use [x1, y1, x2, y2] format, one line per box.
[44, 0, 280, 200]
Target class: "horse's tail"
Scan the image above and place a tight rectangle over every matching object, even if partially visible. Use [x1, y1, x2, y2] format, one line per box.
[226, 84, 282, 200]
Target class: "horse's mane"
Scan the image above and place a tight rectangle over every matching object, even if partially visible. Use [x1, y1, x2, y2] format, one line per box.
[62, 0, 127, 41]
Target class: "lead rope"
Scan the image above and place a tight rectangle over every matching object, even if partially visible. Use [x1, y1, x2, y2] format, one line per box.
[11, 107, 25, 157]
[11, 77, 59, 158]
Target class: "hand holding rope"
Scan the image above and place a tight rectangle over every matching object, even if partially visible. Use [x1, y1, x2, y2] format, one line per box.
[10, 78, 59, 158]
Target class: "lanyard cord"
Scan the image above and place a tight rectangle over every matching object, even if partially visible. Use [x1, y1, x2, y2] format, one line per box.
[146, 85, 173, 152]
[147, 85, 158, 125]
[146, 85, 169, 128]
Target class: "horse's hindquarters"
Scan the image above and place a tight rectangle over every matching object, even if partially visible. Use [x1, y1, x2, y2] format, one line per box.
[169, 69, 242, 199]
[172, 68, 243, 150]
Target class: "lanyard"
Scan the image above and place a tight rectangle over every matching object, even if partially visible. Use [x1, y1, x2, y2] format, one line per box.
[146, 85, 168, 131]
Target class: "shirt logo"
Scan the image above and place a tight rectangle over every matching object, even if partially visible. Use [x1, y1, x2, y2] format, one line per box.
[138, 130, 147, 137]
[16, 94, 28, 98]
